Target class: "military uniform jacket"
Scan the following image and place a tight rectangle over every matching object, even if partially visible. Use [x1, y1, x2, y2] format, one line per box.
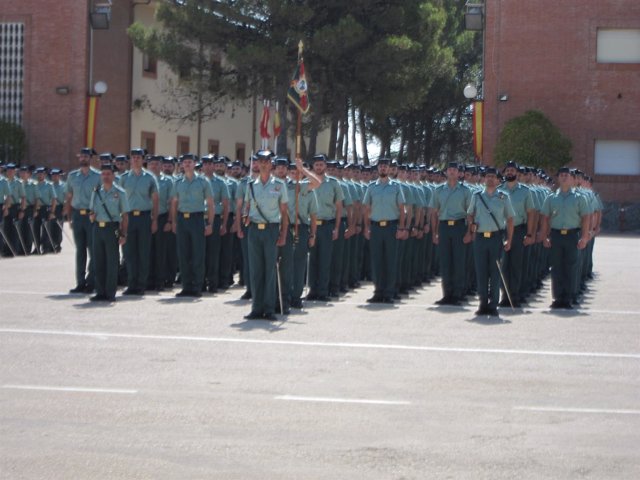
[244, 176, 288, 224]
[156, 174, 174, 215]
[314, 175, 344, 220]
[90, 184, 130, 223]
[286, 180, 318, 225]
[23, 180, 37, 206]
[432, 182, 472, 220]
[362, 179, 406, 221]
[541, 189, 589, 229]
[118, 169, 159, 211]
[65, 168, 101, 209]
[468, 189, 515, 232]
[0, 177, 11, 204]
[8, 177, 25, 204]
[207, 175, 230, 215]
[36, 181, 56, 207]
[498, 182, 534, 226]
[171, 175, 213, 213]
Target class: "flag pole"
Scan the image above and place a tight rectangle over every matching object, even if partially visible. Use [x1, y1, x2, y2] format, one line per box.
[294, 41, 303, 243]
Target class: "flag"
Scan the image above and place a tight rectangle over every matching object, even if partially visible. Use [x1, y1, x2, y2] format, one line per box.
[259, 102, 270, 140]
[473, 100, 484, 160]
[287, 60, 310, 114]
[273, 109, 282, 138]
[85, 95, 100, 149]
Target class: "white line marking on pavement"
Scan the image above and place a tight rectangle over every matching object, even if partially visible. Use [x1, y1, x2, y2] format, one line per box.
[514, 406, 640, 416]
[275, 395, 410, 406]
[1, 328, 639, 360]
[2, 384, 137, 394]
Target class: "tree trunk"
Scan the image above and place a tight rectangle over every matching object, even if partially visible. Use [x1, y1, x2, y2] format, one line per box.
[341, 100, 349, 160]
[350, 101, 357, 163]
[276, 89, 288, 156]
[398, 123, 406, 162]
[328, 109, 339, 159]
[336, 118, 345, 160]
[359, 110, 369, 165]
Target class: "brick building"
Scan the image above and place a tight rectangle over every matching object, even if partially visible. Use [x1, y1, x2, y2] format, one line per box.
[482, 0, 640, 206]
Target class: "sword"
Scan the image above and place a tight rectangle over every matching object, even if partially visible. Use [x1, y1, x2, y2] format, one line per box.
[28, 218, 42, 254]
[56, 219, 75, 246]
[276, 256, 285, 317]
[13, 219, 28, 255]
[496, 259, 515, 311]
[42, 218, 59, 252]
[0, 220, 18, 257]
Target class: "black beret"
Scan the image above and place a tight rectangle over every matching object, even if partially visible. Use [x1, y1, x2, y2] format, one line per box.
[50, 168, 63, 175]
[273, 157, 289, 167]
[484, 166, 498, 175]
[181, 153, 198, 161]
[377, 157, 391, 165]
[80, 147, 97, 156]
[256, 150, 274, 159]
[201, 154, 216, 164]
[148, 155, 165, 162]
[5, 163, 16, 169]
[99, 152, 115, 161]
[115, 155, 129, 162]
[504, 160, 519, 170]
[311, 154, 327, 164]
[557, 166, 571, 174]
[130, 148, 146, 156]
[101, 164, 116, 172]
[162, 156, 175, 163]
[447, 161, 458, 169]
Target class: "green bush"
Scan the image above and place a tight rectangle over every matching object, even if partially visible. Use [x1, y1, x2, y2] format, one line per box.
[493, 110, 572, 171]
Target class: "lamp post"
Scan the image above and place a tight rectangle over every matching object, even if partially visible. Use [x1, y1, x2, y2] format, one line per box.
[87, 81, 108, 149]
[464, 2, 485, 162]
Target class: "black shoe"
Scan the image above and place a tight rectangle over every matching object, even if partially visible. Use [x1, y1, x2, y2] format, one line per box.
[328, 290, 339, 298]
[366, 295, 383, 303]
[435, 296, 451, 305]
[290, 299, 303, 309]
[447, 297, 462, 306]
[305, 293, 318, 301]
[475, 306, 488, 315]
[550, 300, 563, 309]
[382, 297, 394, 304]
[339, 287, 348, 293]
[277, 306, 290, 315]
[176, 290, 191, 297]
[498, 299, 511, 307]
[90, 294, 107, 302]
[69, 285, 87, 294]
[315, 295, 330, 302]
[240, 291, 252, 300]
[561, 301, 573, 309]
[487, 307, 499, 316]
[244, 311, 263, 320]
[122, 288, 137, 296]
[263, 313, 278, 321]
[208, 286, 218, 294]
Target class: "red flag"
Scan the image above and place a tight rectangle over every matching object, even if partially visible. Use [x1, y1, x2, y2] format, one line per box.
[287, 60, 310, 114]
[260, 103, 270, 140]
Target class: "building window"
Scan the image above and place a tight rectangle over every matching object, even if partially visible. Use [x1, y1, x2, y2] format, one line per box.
[208, 139, 220, 155]
[0, 23, 25, 126]
[142, 53, 157, 78]
[235, 143, 246, 162]
[597, 29, 640, 63]
[177, 136, 190, 156]
[141, 131, 156, 155]
[594, 140, 640, 175]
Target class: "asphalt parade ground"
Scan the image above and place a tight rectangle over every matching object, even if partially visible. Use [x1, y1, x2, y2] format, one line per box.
[1, 232, 639, 479]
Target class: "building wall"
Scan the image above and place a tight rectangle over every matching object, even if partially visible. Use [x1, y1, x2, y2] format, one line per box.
[483, 0, 640, 204]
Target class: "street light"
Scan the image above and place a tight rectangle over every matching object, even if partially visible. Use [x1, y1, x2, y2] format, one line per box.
[89, 1, 112, 30]
[465, 3, 484, 31]
[94, 81, 108, 95]
[463, 84, 478, 100]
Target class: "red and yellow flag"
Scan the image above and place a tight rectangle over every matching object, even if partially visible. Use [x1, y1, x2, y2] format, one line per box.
[287, 53, 310, 114]
[85, 96, 100, 149]
[259, 102, 270, 140]
[273, 109, 281, 138]
[473, 100, 483, 160]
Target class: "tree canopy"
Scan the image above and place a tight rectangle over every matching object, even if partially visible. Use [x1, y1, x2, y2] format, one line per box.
[128, 0, 479, 162]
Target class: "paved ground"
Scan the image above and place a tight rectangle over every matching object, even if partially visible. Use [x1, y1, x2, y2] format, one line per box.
[1, 232, 639, 479]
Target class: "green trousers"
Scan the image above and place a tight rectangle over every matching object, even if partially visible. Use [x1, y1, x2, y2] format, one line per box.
[248, 223, 280, 315]
[277, 228, 295, 309]
[549, 229, 579, 303]
[291, 226, 310, 302]
[72, 210, 95, 288]
[438, 220, 466, 299]
[369, 222, 399, 298]
[93, 222, 120, 299]
[149, 212, 170, 288]
[329, 219, 347, 294]
[125, 211, 152, 291]
[205, 215, 222, 289]
[473, 232, 503, 308]
[308, 221, 334, 297]
[176, 212, 206, 293]
[501, 224, 526, 303]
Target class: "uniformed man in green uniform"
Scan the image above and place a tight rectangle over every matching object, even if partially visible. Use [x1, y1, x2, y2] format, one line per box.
[147, 155, 174, 291]
[234, 157, 259, 300]
[169, 153, 214, 297]
[215, 156, 236, 289]
[363, 158, 407, 303]
[33, 167, 57, 253]
[466, 167, 515, 315]
[161, 157, 178, 285]
[498, 161, 536, 307]
[4, 164, 26, 256]
[306, 154, 343, 302]
[0, 171, 12, 256]
[89, 164, 129, 302]
[64, 148, 101, 293]
[540, 167, 591, 309]
[50, 168, 65, 252]
[118, 148, 159, 295]
[430, 161, 472, 305]
[19, 166, 38, 254]
[286, 160, 320, 309]
[202, 154, 230, 293]
[239, 150, 288, 320]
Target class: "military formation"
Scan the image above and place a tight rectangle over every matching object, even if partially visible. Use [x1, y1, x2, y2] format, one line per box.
[0, 148, 603, 317]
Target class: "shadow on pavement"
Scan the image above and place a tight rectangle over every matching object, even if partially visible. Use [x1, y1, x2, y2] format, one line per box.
[466, 315, 512, 326]
[47, 294, 86, 301]
[72, 301, 116, 309]
[158, 297, 202, 304]
[541, 309, 589, 318]
[230, 319, 287, 333]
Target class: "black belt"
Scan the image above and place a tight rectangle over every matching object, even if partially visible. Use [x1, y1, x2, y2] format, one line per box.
[316, 219, 335, 226]
[251, 222, 279, 230]
[96, 221, 119, 228]
[130, 210, 151, 217]
[476, 231, 501, 238]
[440, 219, 465, 226]
[552, 228, 579, 235]
[371, 220, 398, 227]
[178, 211, 203, 219]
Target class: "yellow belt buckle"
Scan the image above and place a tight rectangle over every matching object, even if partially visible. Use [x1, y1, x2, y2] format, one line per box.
[379, 221, 387, 227]
[133, 210, 141, 216]
[79, 209, 87, 215]
[99, 221, 106, 228]
[560, 229, 568, 235]
[183, 212, 190, 219]
[483, 231, 491, 238]
[316, 220, 323, 226]
[258, 223, 266, 230]
[447, 220, 455, 226]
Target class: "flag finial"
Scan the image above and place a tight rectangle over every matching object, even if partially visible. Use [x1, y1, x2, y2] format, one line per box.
[298, 40, 304, 57]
